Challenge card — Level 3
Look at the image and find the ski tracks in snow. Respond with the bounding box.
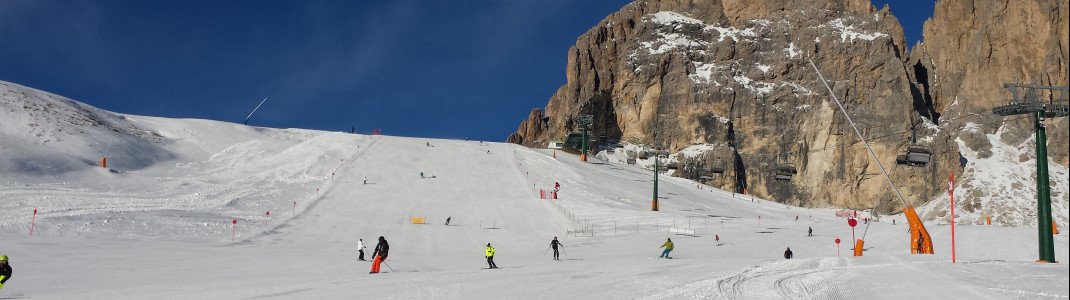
[641,257,864,299]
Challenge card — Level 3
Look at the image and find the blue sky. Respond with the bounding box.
[0,0,934,141]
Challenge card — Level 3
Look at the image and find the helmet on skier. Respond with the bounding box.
[0,255,7,262]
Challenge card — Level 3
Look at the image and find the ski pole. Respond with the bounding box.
[383,261,396,272]
[543,246,551,255]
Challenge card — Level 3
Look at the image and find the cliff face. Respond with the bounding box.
[911,0,1068,163]
[910,0,1069,225]
[509,0,1068,223]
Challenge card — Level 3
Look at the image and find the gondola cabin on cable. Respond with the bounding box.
[709,166,725,175]
[896,147,932,166]
[773,166,797,181]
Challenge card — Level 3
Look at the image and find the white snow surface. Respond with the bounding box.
[1,81,1068,299]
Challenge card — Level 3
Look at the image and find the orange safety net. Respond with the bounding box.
[904,205,934,254]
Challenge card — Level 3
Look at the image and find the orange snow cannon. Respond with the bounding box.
[905,205,933,254]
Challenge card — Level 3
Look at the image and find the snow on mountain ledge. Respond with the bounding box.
[824,18,888,42]
[918,124,1069,227]
[650,11,705,26]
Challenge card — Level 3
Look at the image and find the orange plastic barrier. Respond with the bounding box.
[100,157,107,168]
[410,216,425,224]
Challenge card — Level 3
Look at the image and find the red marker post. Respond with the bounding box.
[848,218,858,246]
[293,201,297,216]
[265,211,271,227]
[231,219,237,241]
[30,207,38,236]
[835,237,841,257]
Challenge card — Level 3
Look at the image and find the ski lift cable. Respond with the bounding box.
[809,59,907,240]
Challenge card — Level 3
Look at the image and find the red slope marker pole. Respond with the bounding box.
[30,207,38,236]
[265,211,271,227]
[848,218,858,246]
[232,219,237,241]
[293,201,297,216]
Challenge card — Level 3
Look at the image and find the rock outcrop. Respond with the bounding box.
[909,0,1069,226]
[507,0,1061,225]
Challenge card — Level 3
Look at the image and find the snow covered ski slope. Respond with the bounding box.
[1,81,1068,299]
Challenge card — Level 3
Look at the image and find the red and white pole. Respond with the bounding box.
[265,211,271,227]
[293,201,297,216]
[231,219,237,241]
[30,207,37,236]
[950,173,956,264]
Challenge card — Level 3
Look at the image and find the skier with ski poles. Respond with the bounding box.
[370,236,389,274]
[357,238,367,261]
[660,238,674,259]
[550,237,564,261]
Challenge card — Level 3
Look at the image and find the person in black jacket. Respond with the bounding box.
[550,237,564,260]
[784,247,793,259]
[0,255,11,290]
[370,236,389,274]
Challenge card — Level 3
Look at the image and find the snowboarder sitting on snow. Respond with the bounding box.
[485,243,498,269]
[551,237,564,260]
[0,255,11,290]
[784,247,793,259]
[660,238,674,258]
[370,236,389,274]
[357,238,367,261]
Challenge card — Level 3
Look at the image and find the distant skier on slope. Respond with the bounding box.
[485,243,498,269]
[550,237,564,261]
[784,247,793,259]
[0,255,11,290]
[357,238,367,261]
[808,227,813,237]
[660,238,674,258]
[370,236,389,274]
[445,217,451,226]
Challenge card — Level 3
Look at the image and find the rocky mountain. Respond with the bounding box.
[508,0,1068,226]
[910,0,1069,225]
